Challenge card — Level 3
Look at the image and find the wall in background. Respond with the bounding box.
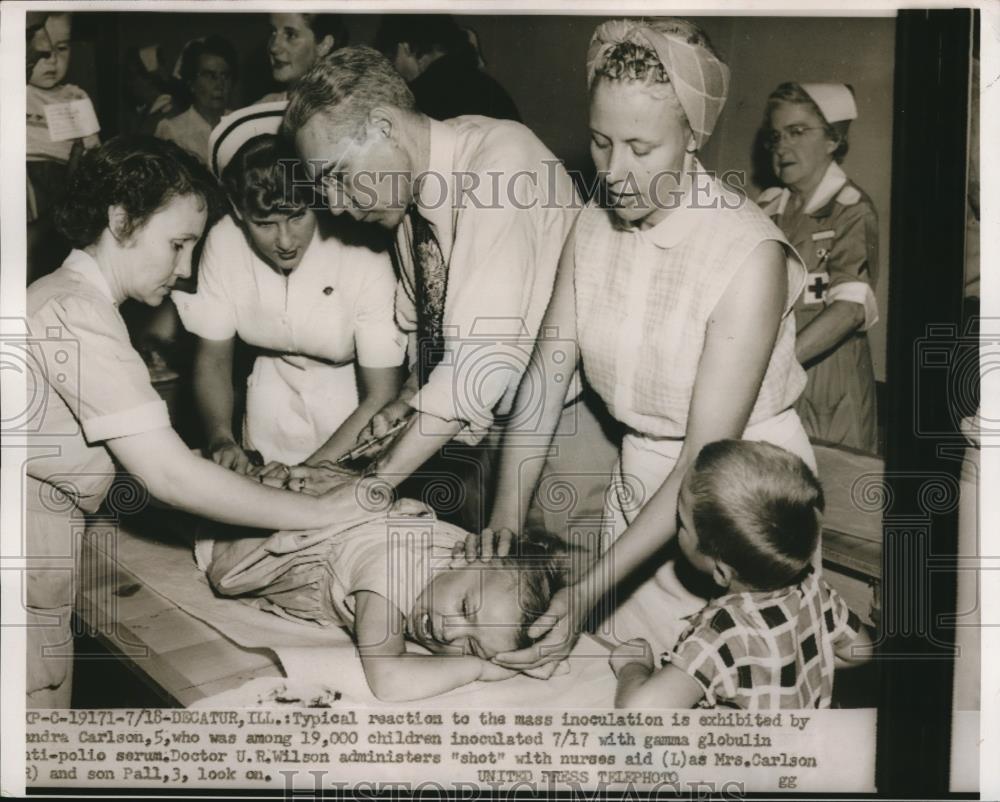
[450,15,895,381]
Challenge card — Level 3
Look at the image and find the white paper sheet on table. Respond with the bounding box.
[111,523,617,709]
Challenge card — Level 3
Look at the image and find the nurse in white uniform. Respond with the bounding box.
[173,103,406,476]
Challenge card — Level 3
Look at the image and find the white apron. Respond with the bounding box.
[244,354,359,466]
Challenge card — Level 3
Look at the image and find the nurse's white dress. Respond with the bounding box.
[173,216,406,465]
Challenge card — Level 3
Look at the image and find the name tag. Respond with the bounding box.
[803,271,830,305]
[811,229,835,241]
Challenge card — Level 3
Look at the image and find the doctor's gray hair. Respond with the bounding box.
[282,46,416,142]
[765,82,851,163]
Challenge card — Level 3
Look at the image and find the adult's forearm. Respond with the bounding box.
[306,393,398,466]
[574,462,687,611]
[488,353,574,532]
[143,446,328,530]
[193,351,238,447]
[796,301,865,366]
[370,412,463,487]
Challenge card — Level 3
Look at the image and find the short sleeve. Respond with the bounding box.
[353,253,407,369]
[825,202,879,330]
[172,221,239,340]
[665,608,739,706]
[823,583,864,654]
[33,294,169,443]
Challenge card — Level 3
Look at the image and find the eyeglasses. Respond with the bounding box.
[763,124,825,150]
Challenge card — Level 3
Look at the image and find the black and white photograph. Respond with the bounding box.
[0,1,995,798]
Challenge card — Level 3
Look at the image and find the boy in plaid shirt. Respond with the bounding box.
[611,440,872,709]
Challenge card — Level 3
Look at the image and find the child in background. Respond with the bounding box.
[611,440,871,710]
[27,13,100,281]
[202,500,563,701]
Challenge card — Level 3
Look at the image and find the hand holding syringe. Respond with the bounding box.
[261,417,410,494]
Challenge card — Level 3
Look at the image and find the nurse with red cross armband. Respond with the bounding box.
[758,82,880,453]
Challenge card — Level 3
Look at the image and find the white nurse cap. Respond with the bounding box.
[208,101,288,177]
[799,83,858,123]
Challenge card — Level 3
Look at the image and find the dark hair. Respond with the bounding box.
[374,14,474,64]
[765,82,851,163]
[178,34,239,87]
[55,135,224,247]
[221,134,312,217]
[300,13,349,50]
[497,534,567,650]
[688,440,824,591]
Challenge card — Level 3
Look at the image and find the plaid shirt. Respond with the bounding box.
[664,570,863,709]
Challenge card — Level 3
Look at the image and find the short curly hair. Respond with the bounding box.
[765,82,851,163]
[55,135,224,248]
[590,18,719,119]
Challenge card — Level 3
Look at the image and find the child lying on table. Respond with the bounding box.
[611,440,873,710]
[199,500,562,702]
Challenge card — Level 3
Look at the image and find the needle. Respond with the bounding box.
[335,418,409,465]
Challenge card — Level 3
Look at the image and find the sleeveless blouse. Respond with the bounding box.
[575,170,807,438]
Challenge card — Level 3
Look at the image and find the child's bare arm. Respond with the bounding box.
[353,591,498,702]
[610,640,704,709]
[834,623,874,668]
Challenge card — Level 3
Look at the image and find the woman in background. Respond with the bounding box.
[257,12,347,103]
[25,136,371,707]
[173,103,405,476]
[155,35,237,165]
[757,83,879,453]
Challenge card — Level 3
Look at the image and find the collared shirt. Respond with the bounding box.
[393,116,580,439]
[665,570,864,710]
[574,165,807,439]
[173,215,405,369]
[26,250,171,512]
[154,105,226,165]
[758,161,879,331]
